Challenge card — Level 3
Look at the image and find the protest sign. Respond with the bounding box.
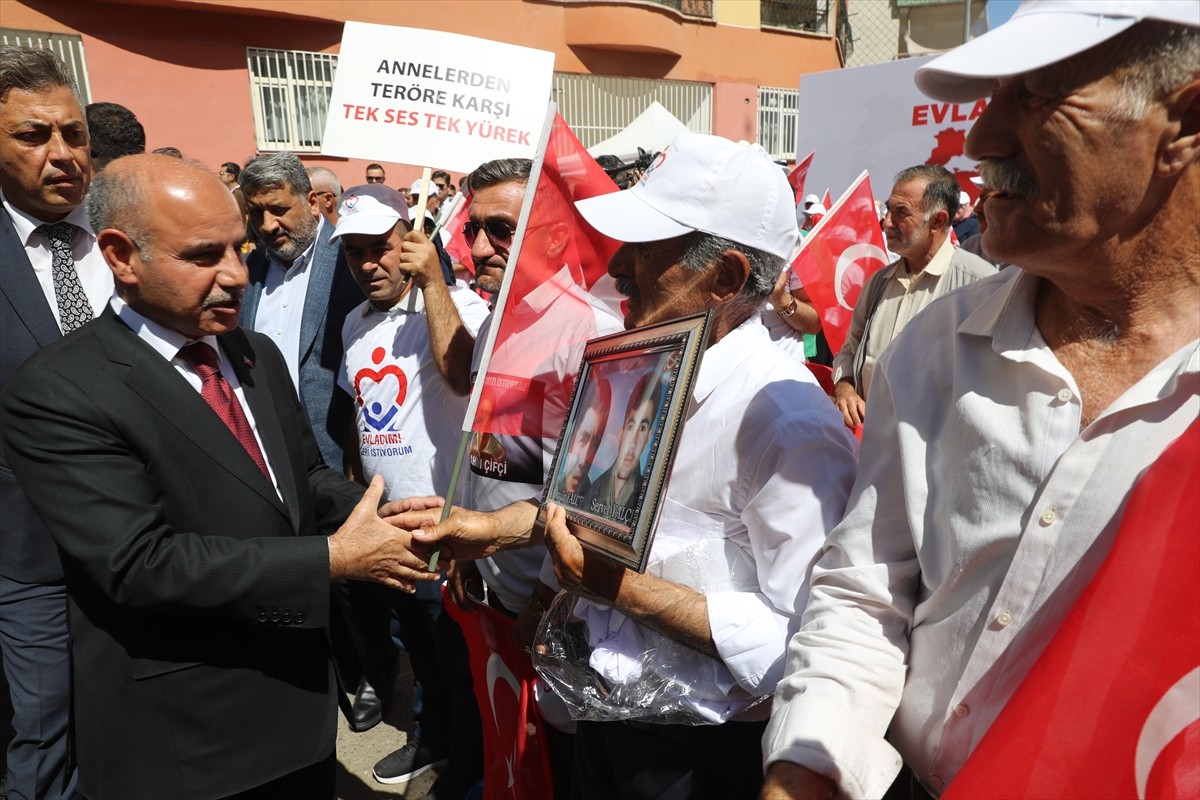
[797,55,988,203]
[322,22,554,173]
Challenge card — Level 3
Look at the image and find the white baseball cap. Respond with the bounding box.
[807,203,827,216]
[575,132,799,261]
[916,0,1200,102]
[330,184,409,241]
[803,193,820,207]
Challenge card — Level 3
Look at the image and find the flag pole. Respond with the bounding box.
[427,102,559,572]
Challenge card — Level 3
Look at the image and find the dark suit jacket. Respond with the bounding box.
[240,220,361,472]
[0,307,364,800]
[0,209,65,583]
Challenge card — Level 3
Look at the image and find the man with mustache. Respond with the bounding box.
[762,2,1199,798]
[0,154,439,800]
[419,133,858,798]
[0,44,111,800]
[832,164,994,430]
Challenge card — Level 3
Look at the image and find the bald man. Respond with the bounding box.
[0,154,438,800]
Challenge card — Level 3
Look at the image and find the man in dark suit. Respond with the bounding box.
[1,154,438,800]
[238,152,361,472]
[237,154,393,731]
[0,44,111,800]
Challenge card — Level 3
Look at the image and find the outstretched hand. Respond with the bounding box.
[328,476,441,591]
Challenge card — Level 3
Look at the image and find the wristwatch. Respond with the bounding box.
[777,297,798,317]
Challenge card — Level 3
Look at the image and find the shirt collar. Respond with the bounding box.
[900,234,955,280]
[1,188,96,246]
[691,312,765,403]
[110,295,220,364]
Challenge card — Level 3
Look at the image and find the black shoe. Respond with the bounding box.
[372,739,449,785]
[349,676,384,732]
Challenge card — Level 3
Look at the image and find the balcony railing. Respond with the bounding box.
[642,0,714,17]
[761,0,829,33]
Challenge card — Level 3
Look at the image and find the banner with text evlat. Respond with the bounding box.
[322,22,555,173]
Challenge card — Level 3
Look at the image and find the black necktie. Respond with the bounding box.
[37,221,93,334]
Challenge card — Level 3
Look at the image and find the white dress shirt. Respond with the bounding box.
[111,296,282,498]
[765,268,1200,797]
[2,191,112,329]
[551,314,859,723]
[253,218,322,388]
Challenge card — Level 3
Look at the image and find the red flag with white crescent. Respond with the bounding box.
[443,588,554,799]
[944,420,1200,800]
[788,151,815,204]
[790,170,889,355]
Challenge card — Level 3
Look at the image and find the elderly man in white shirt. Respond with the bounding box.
[762,2,1200,798]
[417,132,858,799]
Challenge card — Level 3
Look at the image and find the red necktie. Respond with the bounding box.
[177,342,271,480]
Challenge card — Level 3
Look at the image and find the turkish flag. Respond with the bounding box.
[788,151,815,205]
[442,191,474,277]
[790,170,889,355]
[443,588,554,799]
[944,421,1200,800]
[821,188,832,210]
[460,106,623,482]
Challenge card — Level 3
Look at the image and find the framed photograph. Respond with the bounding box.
[541,311,712,573]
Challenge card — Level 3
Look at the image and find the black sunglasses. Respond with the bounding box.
[462,219,517,248]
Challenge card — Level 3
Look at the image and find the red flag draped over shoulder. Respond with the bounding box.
[790,171,889,354]
[945,421,1200,800]
[464,110,624,490]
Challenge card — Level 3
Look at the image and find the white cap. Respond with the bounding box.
[916,0,1200,102]
[575,132,799,261]
[807,203,827,216]
[803,193,820,207]
[331,184,409,241]
[410,178,431,196]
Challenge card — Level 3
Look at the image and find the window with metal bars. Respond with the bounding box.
[0,29,91,103]
[246,47,337,152]
[757,86,799,162]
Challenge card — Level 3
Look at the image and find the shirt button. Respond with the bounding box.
[1040,509,1058,526]
[1057,388,1074,402]
[930,775,944,790]
[996,610,1013,627]
[953,704,969,717]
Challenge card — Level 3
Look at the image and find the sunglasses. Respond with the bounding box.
[462,219,517,249]
[434,182,447,191]
[365,176,385,183]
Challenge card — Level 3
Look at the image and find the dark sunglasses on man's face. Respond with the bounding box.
[366,176,385,183]
[463,219,517,249]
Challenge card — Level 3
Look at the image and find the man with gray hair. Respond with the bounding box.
[419,132,858,798]
[0,44,110,800]
[832,163,994,430]
[239,152,360,472]
[763,2,1199,798]
[307,165,342,227]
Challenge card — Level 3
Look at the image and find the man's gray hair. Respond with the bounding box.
[241,151,312,198]
[1106,20,1200,120]
[466,158,531,194]
[0,45,83,105]
[87,158,157,259]
[893,164,960,220]
[679,231,784,319]
[307,166,342,198]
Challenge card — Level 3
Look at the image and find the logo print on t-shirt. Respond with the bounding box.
[354,347,408,431]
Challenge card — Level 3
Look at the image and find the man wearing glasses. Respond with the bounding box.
[307,166,342,228]
[365,163,386,184]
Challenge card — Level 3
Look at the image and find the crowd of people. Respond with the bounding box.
[0,1,1197,799]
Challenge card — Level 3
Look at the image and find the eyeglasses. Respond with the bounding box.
[365,176,385,184]
[434,182,447,191]
[462,219,517,249]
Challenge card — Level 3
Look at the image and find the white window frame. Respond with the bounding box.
[1,29,91,104]
[246,47,337,153]
[757,86,799,162]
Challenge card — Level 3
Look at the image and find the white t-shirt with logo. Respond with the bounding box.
[339,285,490,501]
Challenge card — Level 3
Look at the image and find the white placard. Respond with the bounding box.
[797,55,990,202]
[322,22,555,173]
